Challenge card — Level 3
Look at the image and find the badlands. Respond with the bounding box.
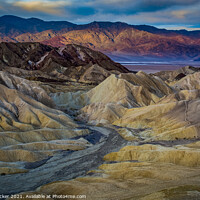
[0,43,200,200]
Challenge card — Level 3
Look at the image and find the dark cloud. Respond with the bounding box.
[0,0,199,29]
[87,0,200,15]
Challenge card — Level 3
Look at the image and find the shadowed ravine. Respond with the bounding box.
[0,126,128,195]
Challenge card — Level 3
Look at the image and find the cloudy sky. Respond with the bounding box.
[0,0,200,30]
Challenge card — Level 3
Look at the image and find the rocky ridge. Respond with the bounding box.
[0,42,129,84]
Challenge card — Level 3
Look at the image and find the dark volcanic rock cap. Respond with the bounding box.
[0,42,129,84]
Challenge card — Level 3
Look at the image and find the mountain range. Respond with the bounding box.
[1,15,200,60]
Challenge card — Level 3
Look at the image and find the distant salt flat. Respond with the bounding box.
[120,61,200,73]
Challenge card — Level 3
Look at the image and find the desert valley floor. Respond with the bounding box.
[0,42,200,200]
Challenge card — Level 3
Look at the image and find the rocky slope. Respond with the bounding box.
[0,42,128,84]
[0,71,54,107]
[0,73,93,175]
[78,72,173,124]
[1,16,200,59]
[154,65,200,84]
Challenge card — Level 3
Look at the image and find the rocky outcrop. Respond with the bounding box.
[173,71,200,90]
[158,89,200,104]
[75,72,173,124]
[154,66,200,83]
[0,42,129,84]
[0,71,54,107]
[0,84,77,131]
[0,42,53,69]
[85,72,172,107]
[104,144,200,167]
[113,100,200,140]
[79,64,112,84]
[78,103,127,124]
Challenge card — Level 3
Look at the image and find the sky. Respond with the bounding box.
[0,0,200,30]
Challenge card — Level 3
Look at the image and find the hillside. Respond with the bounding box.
[0,42,128,84]
[42,28,200,59]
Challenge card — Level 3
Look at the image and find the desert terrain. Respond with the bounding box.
[0,42,199,200]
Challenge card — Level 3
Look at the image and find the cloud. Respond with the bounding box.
[13,0,71,15]
[87,0,200,15]
[171,10,189,19]
[0,0,199,30]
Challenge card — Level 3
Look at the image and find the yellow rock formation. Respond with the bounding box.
[113,100,200,140]
[104,144,200,167]
[86,72,172,108]
[173,72,200,90]
[0,84,77,131]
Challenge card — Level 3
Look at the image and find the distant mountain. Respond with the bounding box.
[0,15,77,37]
[132,25,200,38]
[1,15,200,60]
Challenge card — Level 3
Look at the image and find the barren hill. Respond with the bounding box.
[0,42,129,84]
